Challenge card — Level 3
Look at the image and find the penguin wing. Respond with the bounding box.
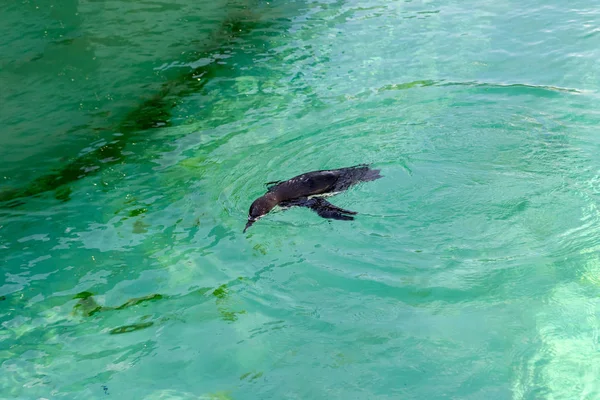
[280,197,356,221]
[310,198,356,221]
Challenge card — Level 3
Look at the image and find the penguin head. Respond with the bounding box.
[244,193,278,232]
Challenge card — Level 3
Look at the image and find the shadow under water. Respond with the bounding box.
[72,277,248,334]
[0,8,286,207]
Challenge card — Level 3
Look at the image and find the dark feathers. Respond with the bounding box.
[245,164,382,232]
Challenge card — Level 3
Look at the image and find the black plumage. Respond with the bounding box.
[244,164,382,232]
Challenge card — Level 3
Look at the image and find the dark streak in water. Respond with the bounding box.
[0,13,270,206]
[114,294,163,310]
[73,291,166,317]
[374,80,587,96]
[109,322,154,335]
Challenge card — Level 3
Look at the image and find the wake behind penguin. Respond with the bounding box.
[244,164,382,232]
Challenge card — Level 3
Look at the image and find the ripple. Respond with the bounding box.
[3,0,600,398]
[371,79,591,96]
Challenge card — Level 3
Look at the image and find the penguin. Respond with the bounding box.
[244,164,382,232]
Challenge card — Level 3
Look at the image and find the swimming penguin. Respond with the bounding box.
[244,164,382,232]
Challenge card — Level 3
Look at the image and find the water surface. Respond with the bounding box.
[2,0,600,398]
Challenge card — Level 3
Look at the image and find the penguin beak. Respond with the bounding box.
[243,218,255,233]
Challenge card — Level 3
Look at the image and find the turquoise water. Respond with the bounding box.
[2,0,600,398]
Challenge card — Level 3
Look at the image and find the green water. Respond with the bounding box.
[2,0,600,398]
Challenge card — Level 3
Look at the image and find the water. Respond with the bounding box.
[2,0,600,398]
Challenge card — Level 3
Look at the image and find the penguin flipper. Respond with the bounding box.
[312,204,355,221]
[281,197,356,221]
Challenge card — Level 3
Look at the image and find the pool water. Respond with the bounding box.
[2,0,600,398]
